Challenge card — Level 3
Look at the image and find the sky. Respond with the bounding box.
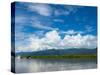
[13,2,97,52]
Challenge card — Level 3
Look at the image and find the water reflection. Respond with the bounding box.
[15,59,97,73]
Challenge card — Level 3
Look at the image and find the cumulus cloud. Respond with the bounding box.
[61,34,97,49]
[16,30,97,52]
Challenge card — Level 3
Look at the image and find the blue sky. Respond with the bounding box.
[14,2,97,52]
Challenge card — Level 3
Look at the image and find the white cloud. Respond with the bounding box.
[61,34,97,49]
[54,9,71,16]
[31,20,58,30]
[60,30,84,35]
[54,6,78,16]
[16,30,97,52]
[29,30,61,51]
[28,4,52,16]
[45,30,61,42]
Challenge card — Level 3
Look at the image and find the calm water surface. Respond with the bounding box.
[15,58,97,73]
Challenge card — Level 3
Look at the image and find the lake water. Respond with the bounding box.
[15,58,97,73]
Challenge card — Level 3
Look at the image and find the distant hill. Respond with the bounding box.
[15,48,97,56]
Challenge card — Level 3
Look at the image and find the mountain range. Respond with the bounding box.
[15,48,97,56]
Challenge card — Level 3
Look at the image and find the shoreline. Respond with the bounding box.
[18,54,97,59]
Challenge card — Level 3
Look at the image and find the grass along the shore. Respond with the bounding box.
[20,54,97,59]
